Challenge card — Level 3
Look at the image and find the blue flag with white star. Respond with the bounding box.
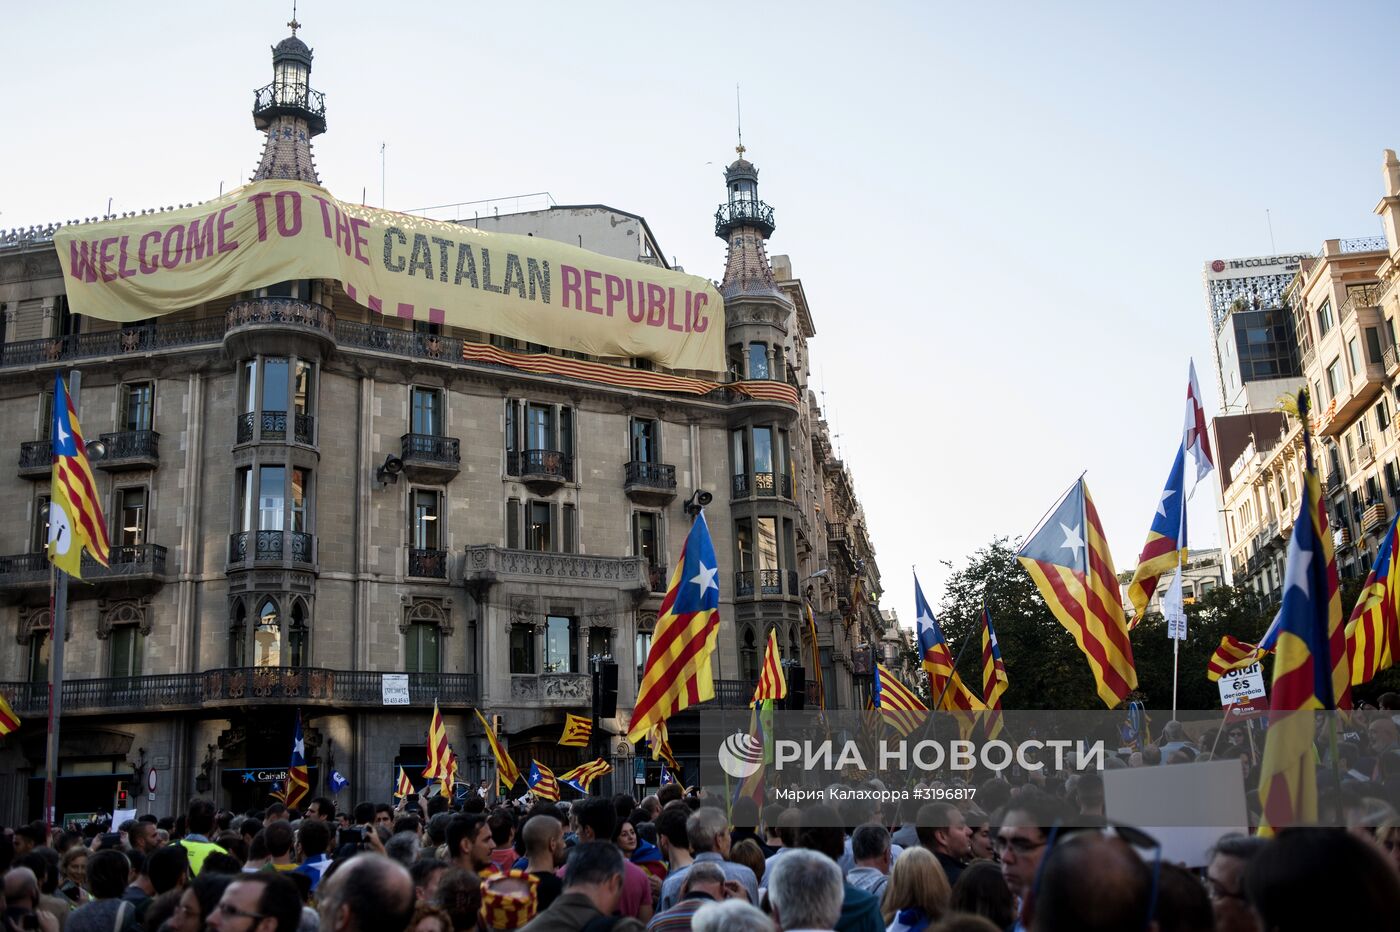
[329,770,348,794]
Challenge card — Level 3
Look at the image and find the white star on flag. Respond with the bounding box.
[55,417,69,446]
[294,736,305,757]
[1156,488,1175,518]
[1059,522,1085,560]
[690,562,719,595]
[1285,546,1312,598]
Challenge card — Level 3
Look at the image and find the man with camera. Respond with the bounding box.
[3,867,60,932]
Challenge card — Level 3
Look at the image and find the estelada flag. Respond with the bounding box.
[423,701,450,779]
[627,511,721,741]
[559,759,612,794]
[394,766,414,800]
[559,713,593,748]
[1017,478,1137,707]
[47,373,109,579]
[1127,443,1188,623]
[981,606,1009,740]
[1345,512,1400,686]
[914,573,981,711]
[527,760,560,802]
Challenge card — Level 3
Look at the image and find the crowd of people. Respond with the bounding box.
[2,763,1399,932]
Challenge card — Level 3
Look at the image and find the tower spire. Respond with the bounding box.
[736,83,745,159]
[714,126,781,301]
[250,18,326,182]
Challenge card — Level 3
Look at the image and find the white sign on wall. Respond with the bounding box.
[382,674,411,705]
[1217,662,1267,706]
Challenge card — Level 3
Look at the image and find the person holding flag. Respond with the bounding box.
[1017,477,1137,707]
[1258,389,1351,834]
[628,511,721,742]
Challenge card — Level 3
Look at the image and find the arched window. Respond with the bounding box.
[406,621,440,673]
[289,601,309,667]
[740,627,759,683]
[229,600,247,667]
[255,598,280,667]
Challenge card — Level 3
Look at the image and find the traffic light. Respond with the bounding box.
[115,781,130,810]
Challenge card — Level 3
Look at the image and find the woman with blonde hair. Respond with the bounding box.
[881,846,951,932]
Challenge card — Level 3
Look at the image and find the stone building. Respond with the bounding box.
[0,27,884,821]
[1215,154,1400,597]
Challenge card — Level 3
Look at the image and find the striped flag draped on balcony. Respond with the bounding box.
[48,373,109,579]
[752,629,787,704]
[627,511,721,742]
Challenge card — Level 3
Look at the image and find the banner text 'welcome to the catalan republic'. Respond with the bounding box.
[53,180,725,372]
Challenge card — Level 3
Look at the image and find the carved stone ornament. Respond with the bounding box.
[97,598,153,640]
[510,597,537,628]
[16,606,64,645]
[400,595,455,636]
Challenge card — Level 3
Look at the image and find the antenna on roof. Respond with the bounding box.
[288,0,301,36]
[735,83,745,158]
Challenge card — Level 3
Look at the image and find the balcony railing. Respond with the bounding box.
[253,80,328,124]
[336,322,464,361]
[409,548,448,579]
[731,473,749,498]
[228,531,315,566]
[226,298,335,338]
[714,200,776,237]
[713,679,814,709]
[0,546,166,589]
[736,571,754,597]
[1364,502,1389,532]
[759,569,783,595]
[403,433,461,465]
[624,461,676,490]
[513,449,572,482]
[0,318,226,369]
[94,430,159,469]
[0,668,479,716]
[18,440,50,476]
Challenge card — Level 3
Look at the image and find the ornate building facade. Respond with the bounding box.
[0,28,886,820]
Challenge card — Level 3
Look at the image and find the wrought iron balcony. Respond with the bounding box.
[0,318,226,370]
[401,433,461,483]
[18,440,50,479]
[736,570,754,597]
[337,322,463,361]
[409,548,448,579]
[512,449,572,489]
[0,668,478,717]
[225,298,336,360]
[713,679,814,709]
[743,471,793,500]
[731,473,749,498]
[624,461,677,505]
[0,545,167,603]
[759,569,784,595]
[714,200,776,238]
[228,531,315,568]
[253,80,328,134]
[93,430,159,472]
[236,411,313,445]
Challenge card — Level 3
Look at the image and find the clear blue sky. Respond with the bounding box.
[6,1,1400,634]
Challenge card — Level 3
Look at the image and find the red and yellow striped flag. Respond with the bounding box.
[1017,479,1137,707]
[0,693,20,737]
[804,603,826,712]
[1345,514,1400,686]
[423,701,450,779]
[1259,414,1349,835]
[627,513,721,742]
[981,607,1009,740]
[648,722,679,772]
[394,766,414,800]
[752,629,788,703]
[474,708,521,793]
[873,662,927,737]
[1207,634,1265,682]
[559,759,612,793]
[47,374,110,579]
[528,760,560,801]
[559,713,593,748]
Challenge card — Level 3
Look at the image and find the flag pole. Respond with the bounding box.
[43,370,79,836]
[932,599,979,712]
[1171,638,1179,719]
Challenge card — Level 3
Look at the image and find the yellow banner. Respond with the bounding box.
[52,180,725,372]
